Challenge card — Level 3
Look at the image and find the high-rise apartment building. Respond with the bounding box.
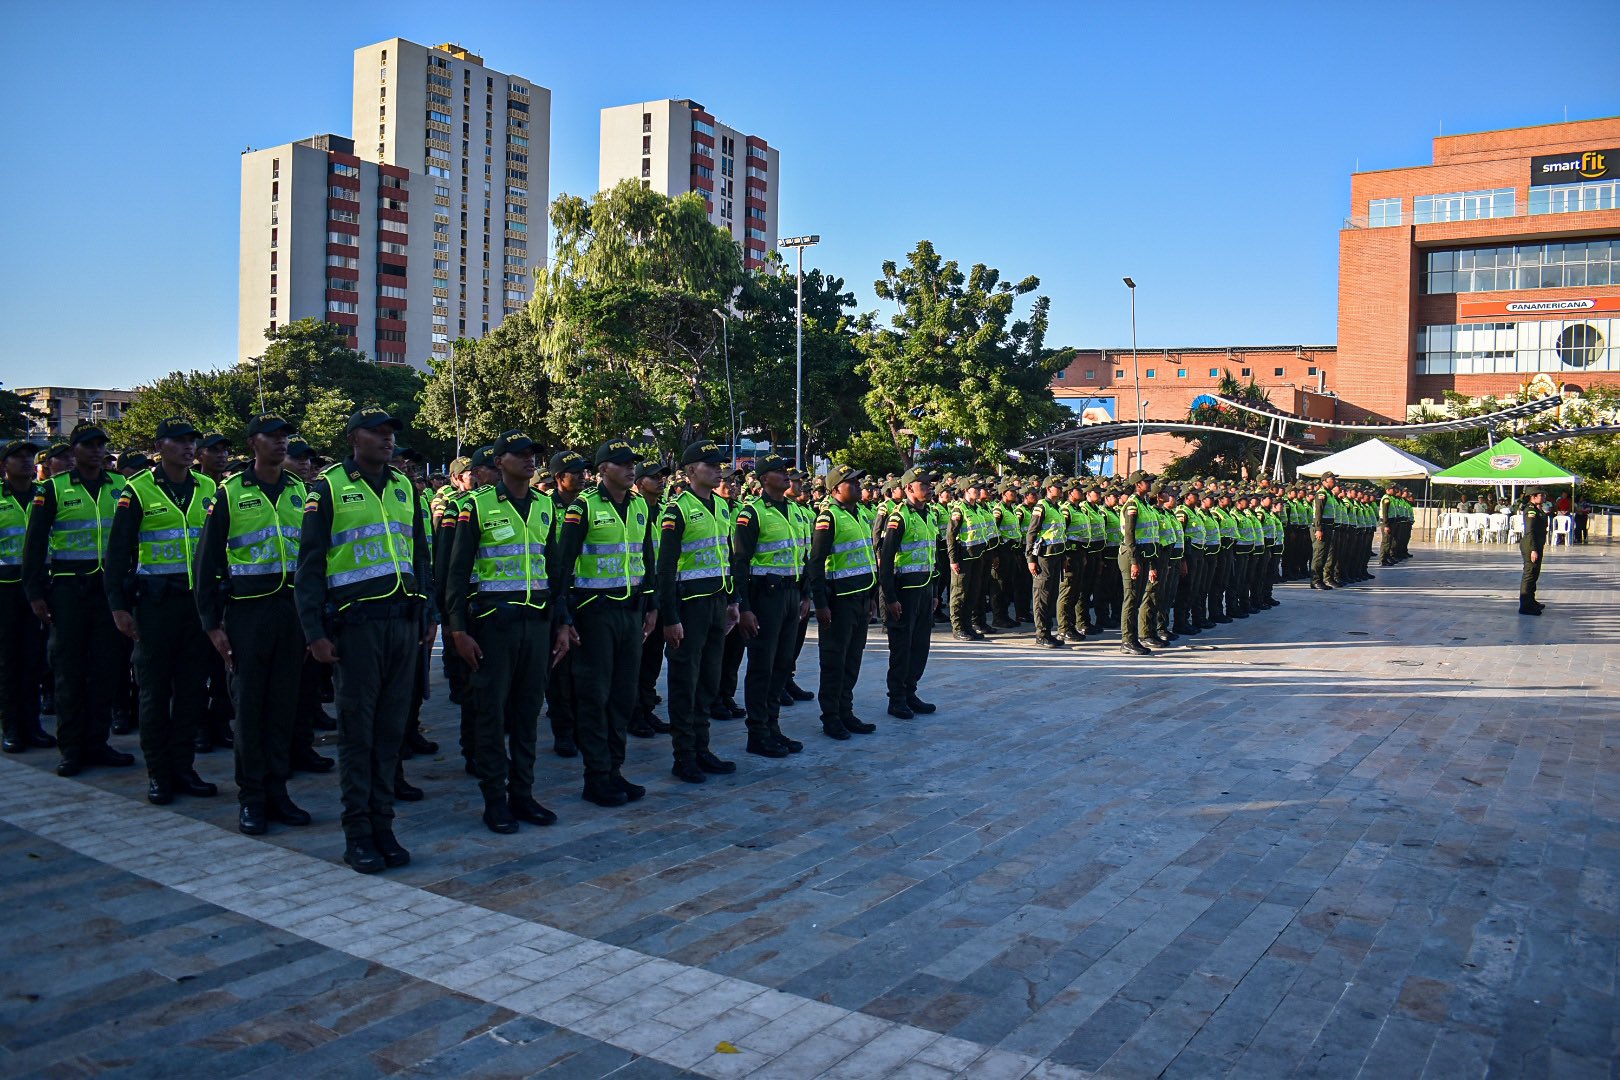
[238,135,433,367]
[353,39,551,361]
[600,99,778,269]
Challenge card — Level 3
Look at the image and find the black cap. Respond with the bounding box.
[393,446,425,464]
[593,439,641,466]
[755,453,791,476]
[119,451,151,472]
[492,430,536,457]
[1,438,41,461]
[680,439,727,466]
[1126,470,1150,487]
[46,442,70,459]
[286,438,313,459]
[246,413,293,437]
[468,445,497,470]
[70,422,110,446]
[825,463,866,490]
[900,466,934,487]
[549,449,587,474]
[154,416,200,440]
[198,431,230,449]
[345,406,403,434]
[635,460,671,480]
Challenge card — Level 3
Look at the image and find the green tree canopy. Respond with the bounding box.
[857,241,1069,469]
[0,384,47,439]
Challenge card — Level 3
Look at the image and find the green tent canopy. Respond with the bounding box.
[1431,437,1579,487]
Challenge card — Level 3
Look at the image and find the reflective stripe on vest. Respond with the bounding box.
[572,488,648,599]
[670,489,732,598]
[471,485,553,608]
[1036,500,1067,554]
[824,502,876,593]
[46,472,126,573]
[747,498,800,578]
[221,472,305,597]
[0,487,27,580]
[323,467,417,600]
[126,469,215,587]
[892,503,937,584]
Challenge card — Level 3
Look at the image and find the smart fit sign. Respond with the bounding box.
[1530,148,1616,185]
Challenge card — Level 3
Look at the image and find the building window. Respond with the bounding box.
[1146,369,1156,379]
[1529,178,1620,216]
[1423,239,1618,294]
[1115,369,1124,379]
[1366,197,1402,228]
[1209,367,1218,377]
[1084,370,1096,381]
[1240,367,1251,376]
[1177,368,1187,378]
[1412,188,1514,224]
[1274,367,1285,377]
[1415,319,1620,374]
[1308,366,1318,376]
[1056,370,1065,380]
[642,112,652,132]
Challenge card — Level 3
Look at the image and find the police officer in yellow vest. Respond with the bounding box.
[732,454,810,756]
[551,439,658,808]
[295,407,437,874]
[445,430,565,833]
[1023,475,1069,649]
[655,440,741,782]
[103,416,219,806]
[193,412,315,834]
[1118,470,1158,656]
[0,438,54,755]
[879,466,941,717]
[21,422,136,777]
[805,462,879,741]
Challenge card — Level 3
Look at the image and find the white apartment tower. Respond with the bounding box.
[599,99,779,270]
[238,135,434,367]
[353,39,552,360]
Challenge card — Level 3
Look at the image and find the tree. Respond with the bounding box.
[417,325,557,453]
[1163,370,1301,480]
[857,241,1069,469]
[0,384,47,438]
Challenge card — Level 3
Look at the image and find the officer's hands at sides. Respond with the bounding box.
[451,630,483,672]
[1149,568,1159,583]
[950,562,962,575]
[422,621,438,648]
[1028,560,1038,575]
[30,599,51,626]
[552,623,579,665]
[641,610,657,642]
[886,600,902,622]
[1530,550,1539,563]
[738,610,760,639]
[112,609,139,642]
[664,621,685,649]
[724,602,740,635]
[798,598,811,622]
[815,606,832,627]
[1315,529,1324,542]
[308,637,340,664]
[208,629,234,672]
[1130,563,1140,581]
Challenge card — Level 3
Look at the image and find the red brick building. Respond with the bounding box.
[1049,117,1620,470]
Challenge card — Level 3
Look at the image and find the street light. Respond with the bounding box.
[712,308,737,471]
[779,234,820,467]
[1123,277,1142,466]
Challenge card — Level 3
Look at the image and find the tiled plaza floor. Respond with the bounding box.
[1,542,1615,1078]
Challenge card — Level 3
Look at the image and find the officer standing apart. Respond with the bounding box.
[654,440,740,782]
[551,440,657,807]
[1518,487,1548,616]
[194,413,315,834]
[21,423,135,776]
[805,463,879,741]
[1118,470,1157,656]
[104,417,220,806]
[0,438,55,755]
[732,455,809,757]
[295,408,437,874]
[444,430,564,833]
[879,467,940,718]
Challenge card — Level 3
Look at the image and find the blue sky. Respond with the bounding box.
[5,0,1618,390]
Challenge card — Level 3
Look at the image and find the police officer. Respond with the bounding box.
[286,438,339,756]
[805,463,879,740]
[295,407,437,874]
[21,422,135,776]
[545,449,590,758]
[1024,475,1069,648]
[632,459,674,739]
[0,438,54,754]
[194,412,314,833]
[552,439,657,807]
[1518,487,1548,615]
[732,455,809,756]
[711,466,748,722]
[445,430,564,832]
[1117,471,1156,656]
[655,441,739,781]
[104,417,219,805]
[880,467,940,715]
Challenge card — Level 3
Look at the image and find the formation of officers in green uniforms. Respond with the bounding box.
[0,409,1419,876]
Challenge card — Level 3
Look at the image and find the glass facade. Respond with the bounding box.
[1412,188,1515,224]
[1422,239,1619,294]
[1417,318,1615,374]
[1529,178,1620,216]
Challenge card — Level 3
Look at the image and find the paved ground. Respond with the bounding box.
[1,542,1616,1079]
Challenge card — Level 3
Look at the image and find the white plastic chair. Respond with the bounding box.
[1507,513,1525,545]
[1463,513,1490,543]
[1487,512,1508,543]
[1551,514,1573,547]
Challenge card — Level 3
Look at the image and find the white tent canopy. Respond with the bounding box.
[1295,438,1439,481]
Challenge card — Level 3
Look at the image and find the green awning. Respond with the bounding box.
[1431,437,1578,486]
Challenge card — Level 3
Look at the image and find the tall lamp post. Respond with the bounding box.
[712,308,737,471]
[778,234,820,467]
[1123,277,1142,465]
